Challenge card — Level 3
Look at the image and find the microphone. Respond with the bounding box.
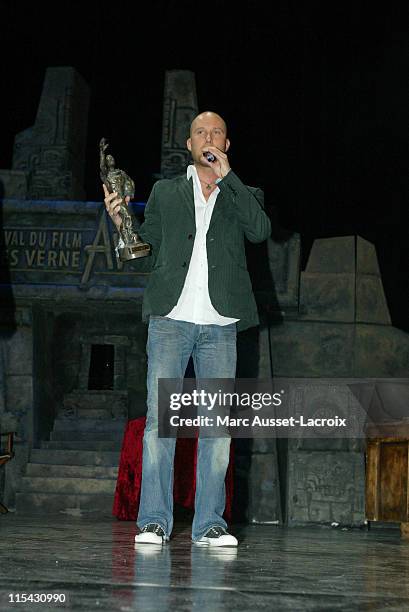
[203,151,216,163]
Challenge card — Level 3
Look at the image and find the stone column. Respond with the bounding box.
[160,70,198,179]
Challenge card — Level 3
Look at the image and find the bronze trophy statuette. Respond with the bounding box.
[99,137,151,261]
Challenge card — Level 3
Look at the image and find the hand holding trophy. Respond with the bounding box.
[100,138,150,261]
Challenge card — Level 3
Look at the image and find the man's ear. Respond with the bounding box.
[224,138,231,153]
[187,137,192,152]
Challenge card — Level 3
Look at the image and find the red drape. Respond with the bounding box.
[112,416,234,521]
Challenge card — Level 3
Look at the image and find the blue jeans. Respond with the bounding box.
[137,316,237,541]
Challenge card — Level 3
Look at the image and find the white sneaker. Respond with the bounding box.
[135,523,169,544]
[194,526,238,547]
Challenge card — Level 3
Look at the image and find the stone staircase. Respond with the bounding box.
[16,417,126,516]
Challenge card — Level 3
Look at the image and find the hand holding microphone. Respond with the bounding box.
[203,151,216,163]
[202,146,231,179]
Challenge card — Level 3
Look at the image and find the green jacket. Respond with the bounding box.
[127,170,271,332]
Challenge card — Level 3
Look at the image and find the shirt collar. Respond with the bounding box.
[186,164,196,180]
[186,164,220,205]
[187,164,204,193]
[186,164,220,190]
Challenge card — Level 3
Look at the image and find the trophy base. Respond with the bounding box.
[119,243,151,261]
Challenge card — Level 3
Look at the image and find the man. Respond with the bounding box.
[104,111,271,547]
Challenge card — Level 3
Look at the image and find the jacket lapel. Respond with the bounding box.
[179,176,195,220]
[208,188,228,233]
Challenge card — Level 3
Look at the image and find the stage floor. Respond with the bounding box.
[1,513,409,611]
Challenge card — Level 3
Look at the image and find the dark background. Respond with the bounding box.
[1,0,407,330]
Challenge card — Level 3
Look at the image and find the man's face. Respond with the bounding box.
[187,113,230,165]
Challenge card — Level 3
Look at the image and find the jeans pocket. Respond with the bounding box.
[148,316,175,335]
[219,324,237,345]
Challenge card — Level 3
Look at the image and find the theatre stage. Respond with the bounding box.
[1,513,409,611]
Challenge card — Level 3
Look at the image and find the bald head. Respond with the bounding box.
[187,111,230,167]
[190,111,227,137]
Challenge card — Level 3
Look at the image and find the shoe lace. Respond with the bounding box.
[143,523,164,535]
[208,526,226,536]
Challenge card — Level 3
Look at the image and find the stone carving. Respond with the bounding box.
[160,70,198,179]
[299,236,391,324]
[266,233,301,310]
[0,67,89,199]
[0,171,27,199]
[287,450,365,525]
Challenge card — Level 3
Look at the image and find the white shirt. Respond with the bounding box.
[164,165,239,326]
